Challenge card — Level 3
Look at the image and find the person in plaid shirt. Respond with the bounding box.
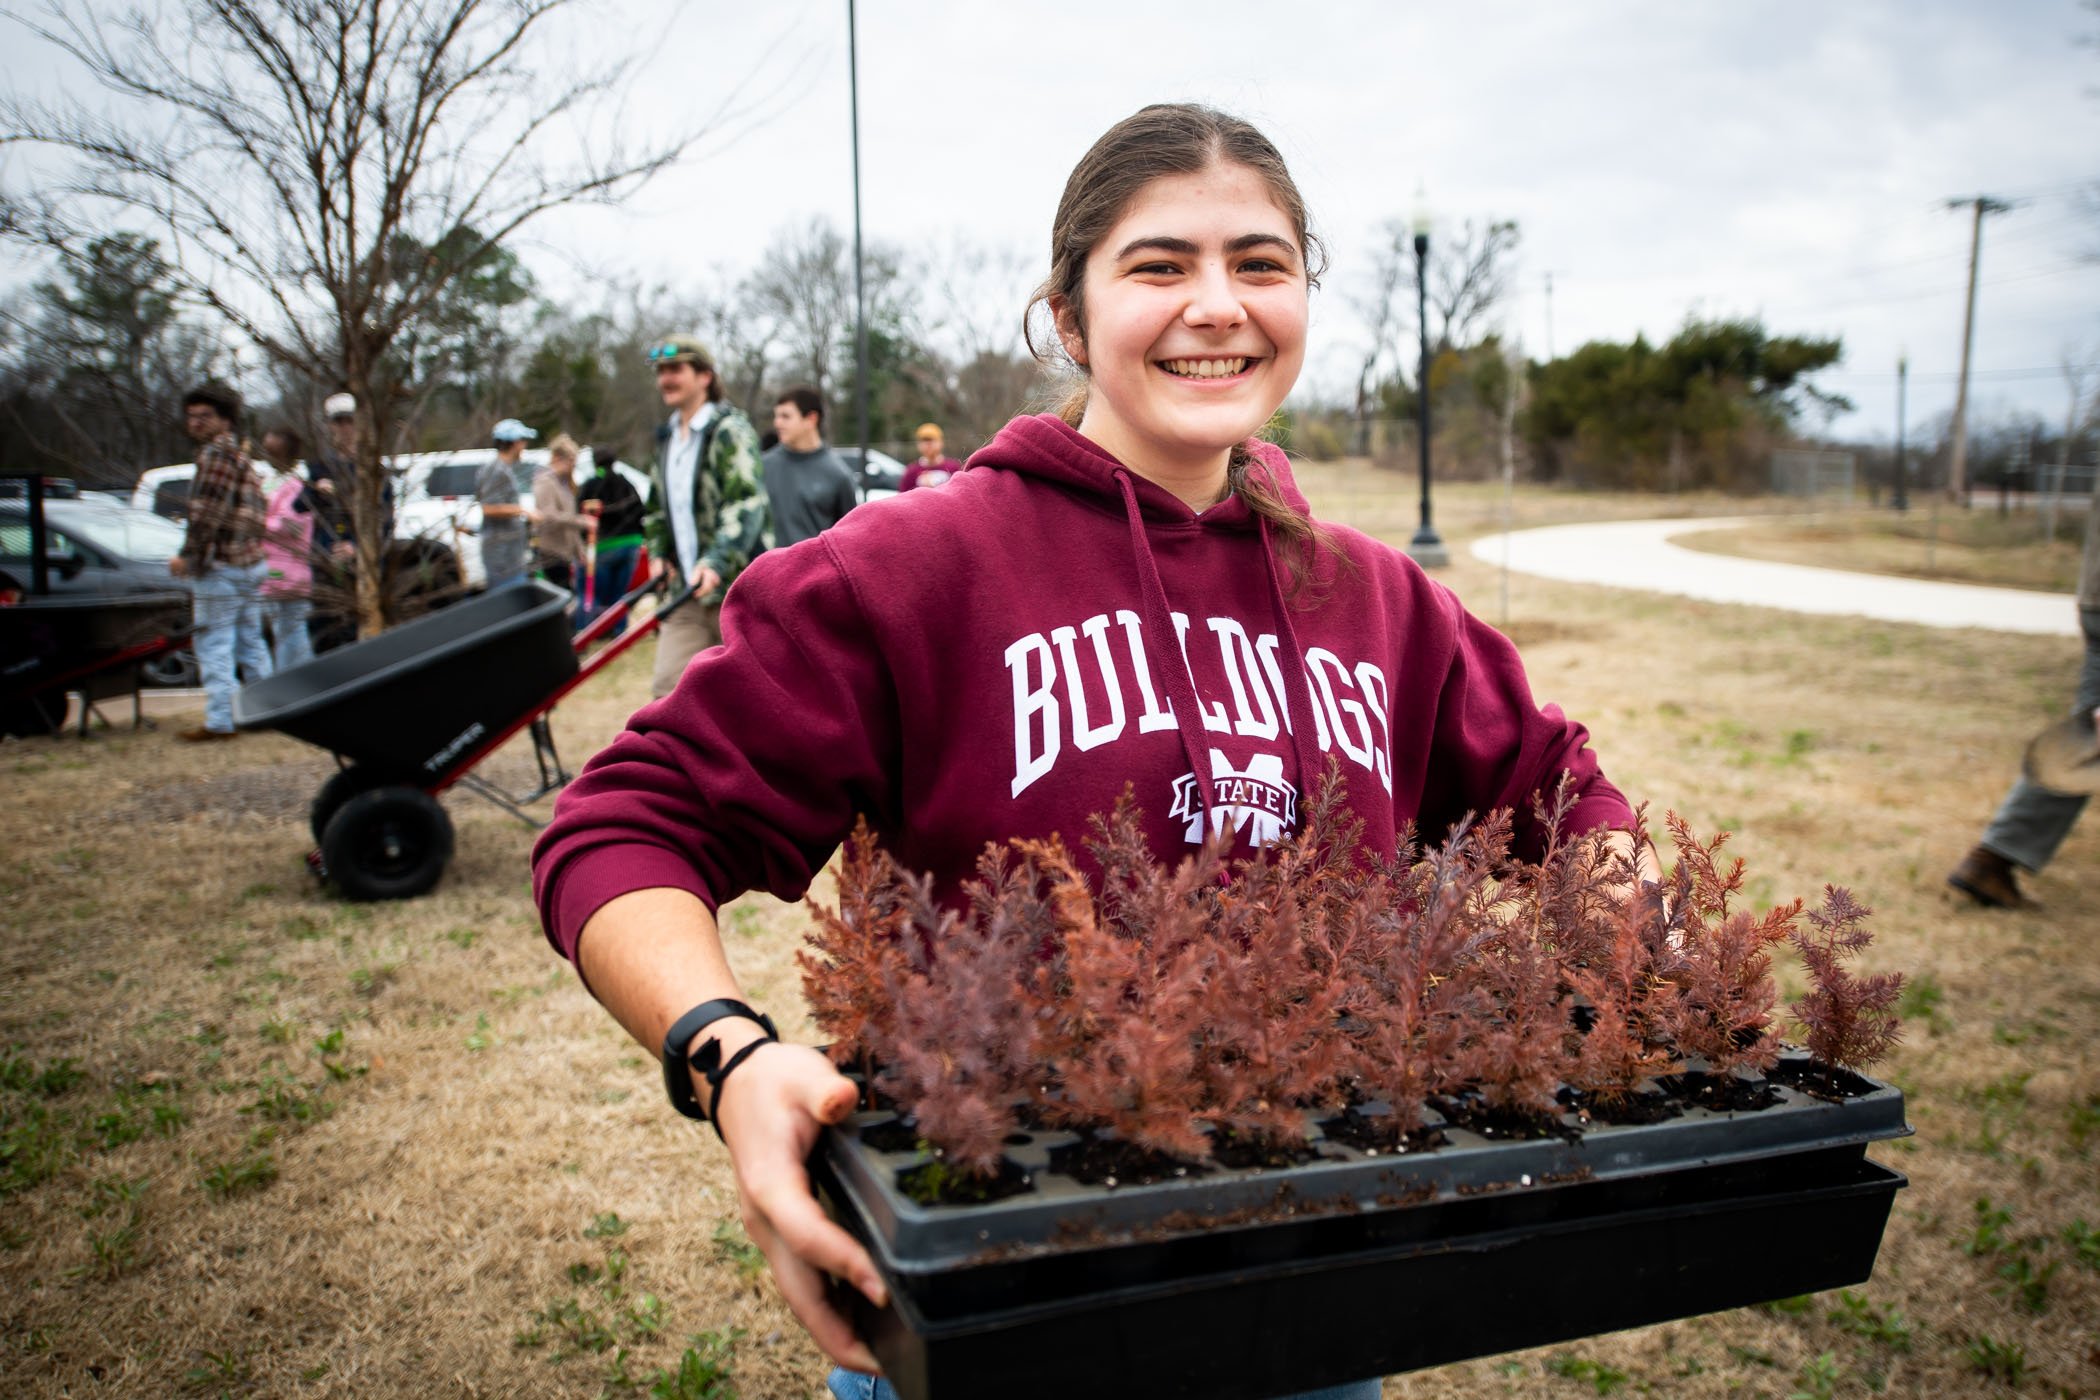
[171,384,273,741]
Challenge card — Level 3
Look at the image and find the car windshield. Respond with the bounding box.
[423,463,481,498]
[42,501,187,561]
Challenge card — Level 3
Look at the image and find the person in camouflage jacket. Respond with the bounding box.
[641,334,772,697]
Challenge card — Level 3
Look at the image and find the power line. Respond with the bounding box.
[1774,259,2100,316]
[1825,362,2100,382]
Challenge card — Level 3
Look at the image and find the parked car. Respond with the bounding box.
[0,495,198,686]
[132,463,196,521]
[835,446,908,502]
[0,476,82,500]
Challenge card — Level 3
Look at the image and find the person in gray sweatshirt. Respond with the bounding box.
[762,387,860,547]
[1948,488,2100,908]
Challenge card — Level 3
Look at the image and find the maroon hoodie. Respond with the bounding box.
[533,414,1630,963]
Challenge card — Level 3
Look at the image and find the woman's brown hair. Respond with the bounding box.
[1025,104,1340,594]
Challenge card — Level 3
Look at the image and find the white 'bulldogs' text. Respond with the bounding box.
[1002,610,1392,800]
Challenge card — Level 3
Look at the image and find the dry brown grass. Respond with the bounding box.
[1673,504,2089,594]
[1,461,2095,1399]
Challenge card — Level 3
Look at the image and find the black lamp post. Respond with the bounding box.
[1406,191,1448,567]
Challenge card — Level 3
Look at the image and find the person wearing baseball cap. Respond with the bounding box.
[479,418,542,588]
[302,392,392,651]
[901,422,962,491]
[640,335,769,696]
[306,393,361,556]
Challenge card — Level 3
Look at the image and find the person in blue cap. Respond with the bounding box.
[481,418,542,588]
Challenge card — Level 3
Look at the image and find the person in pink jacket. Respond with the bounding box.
[534,105,1654,1398]
[259,428,317,670]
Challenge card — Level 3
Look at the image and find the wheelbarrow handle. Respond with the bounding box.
[570,573,707,652]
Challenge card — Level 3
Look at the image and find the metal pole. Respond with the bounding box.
[1543,271,1555,362]
[1892,351,1908,511]
[1407,230,1448,567]
[1946,195,2011,504]
[848,0,871,484]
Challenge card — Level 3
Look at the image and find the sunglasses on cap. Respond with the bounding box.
[649,343,692,362]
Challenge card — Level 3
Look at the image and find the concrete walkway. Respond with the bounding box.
[1468,517,2080,637]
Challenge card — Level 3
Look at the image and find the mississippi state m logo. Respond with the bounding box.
[1170,749,1298,846]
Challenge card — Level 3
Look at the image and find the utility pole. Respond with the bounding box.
[1542,270,1556,362]
[1945,195,2013,504]
[1892,349,1908,511]
[848,0,870,485]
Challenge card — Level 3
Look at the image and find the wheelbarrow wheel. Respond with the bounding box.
[321,786,454,902]
[310,766,387,845]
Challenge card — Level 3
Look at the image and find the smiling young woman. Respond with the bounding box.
[532,104,1648,1400]
[1056,161,1310,502]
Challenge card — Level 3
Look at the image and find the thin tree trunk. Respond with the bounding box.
[345,339,388,638]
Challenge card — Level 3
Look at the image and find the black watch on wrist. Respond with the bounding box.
[661,998,778,1124]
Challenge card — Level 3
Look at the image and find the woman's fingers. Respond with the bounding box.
[748,1171,886,1307]
[750,1213,883,1373]
[712,1042,888,1368]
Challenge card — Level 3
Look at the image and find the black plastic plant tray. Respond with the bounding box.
[820,1052,1907,1270]
[817,1156,1906,1400]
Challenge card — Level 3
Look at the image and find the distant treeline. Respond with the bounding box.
[5,236,2084,497]
[0,224,1050,487]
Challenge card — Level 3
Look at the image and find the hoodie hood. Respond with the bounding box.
[967,412,1310,528]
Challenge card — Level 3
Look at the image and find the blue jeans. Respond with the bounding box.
[191,562,273,732]
[580,543,640,636]
[263,595,314,671]
[1981,606,2100,870]
[825,1371,1380,1400]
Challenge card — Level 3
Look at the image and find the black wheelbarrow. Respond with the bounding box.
[233,575,695,900]
[1,591,194,738]
[2,472,195,738]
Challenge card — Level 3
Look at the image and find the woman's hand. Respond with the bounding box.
[711,1036,886,1374]
[574,888,884,1374]
[1599,829,1665,908]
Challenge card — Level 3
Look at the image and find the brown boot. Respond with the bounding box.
[177,726,238,743]
[1947,846,2030,910]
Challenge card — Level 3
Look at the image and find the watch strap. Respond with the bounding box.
[660,998,777,1121]
[693,1034,775,1142]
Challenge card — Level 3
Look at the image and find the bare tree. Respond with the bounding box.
[1425,218,1522,352]
[0,232,233,485]
[2044,345,2095,540]
[1346,215,1520,457]
[0,0,760,632]
[910,234,1043,448]
[743,217,903,406]
[1346,220,1410,456]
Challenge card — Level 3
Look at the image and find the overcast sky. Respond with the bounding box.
[9,1,2099,446]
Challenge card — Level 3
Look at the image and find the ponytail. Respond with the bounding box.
[1229,445,1348,604]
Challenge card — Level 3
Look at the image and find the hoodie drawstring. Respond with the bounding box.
[1111,468,1324,843]
[1114,470,1220,832]
[1256,513,1328,813]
